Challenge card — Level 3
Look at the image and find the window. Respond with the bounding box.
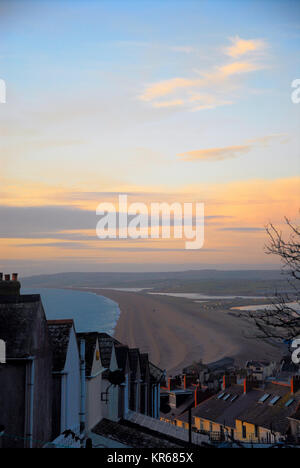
[255,425,259,438]
[269,396,281,406]
[231,395,239,402]
[285,398,295,407]
[223,393,231,401]
[209,422,213,433]
[200,419,204,431]
[217,392,225,399]
[242,425,247,439]
[259,393,270,403]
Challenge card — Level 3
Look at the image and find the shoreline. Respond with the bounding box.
[75,287,283,375]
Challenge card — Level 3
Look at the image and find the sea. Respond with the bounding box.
[21,288,120,335]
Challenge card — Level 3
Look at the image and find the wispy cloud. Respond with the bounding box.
[178,134,288,162]
[225,36,267,58]
[178,144,251,162]
[138,37,268,111]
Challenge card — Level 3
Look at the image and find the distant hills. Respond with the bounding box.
[22,269,290,296]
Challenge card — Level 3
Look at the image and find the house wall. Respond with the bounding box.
[0,301,53,448]
[51,375,62,440]
[108,384,120,421]
[0,363,26,448]
[86,375,102,430]
[194,417,220,433]
[235,420,281,443]
[235,420,259,442]
[194,416,282,444]
[124,373,129,417]
[107,346,121,422]
[257,426,281,444]
[194,417,235,441]
[86,341,103,430]
[61,327,80,434]
[101,378,110,420]
[32,306,53,447]
[176,419,189,430]
[289,419,300,443]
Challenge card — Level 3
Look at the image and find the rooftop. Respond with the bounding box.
[93,417,189,448]
[98,333,121,372]
[115,345,129,373]
[193,381,300,433]
[128,348,140,380]
[48,320,74,372]
[0,296,45,358]
[77,332,100,376]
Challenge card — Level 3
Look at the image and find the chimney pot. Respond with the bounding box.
[12,273,18,282]
[4,274,10,281]
[0,273,3,281]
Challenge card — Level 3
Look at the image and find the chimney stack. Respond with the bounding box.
[0,273,21,298]
[223,374,237,390]
[183,374,198,389]
[194,384,202,407]
[291,376,300,395]
[168,377,177,391]
[244,377,257,394]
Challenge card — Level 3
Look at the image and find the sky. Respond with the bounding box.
[0,0,300,275]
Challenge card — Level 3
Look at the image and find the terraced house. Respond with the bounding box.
[193,376,300,444]
[0,275,164,448]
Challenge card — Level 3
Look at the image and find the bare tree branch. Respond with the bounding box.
[248,217,300,341]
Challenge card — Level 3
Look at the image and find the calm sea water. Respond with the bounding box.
[22,288,120,335]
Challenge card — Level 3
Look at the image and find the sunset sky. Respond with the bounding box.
[0,0,300,275]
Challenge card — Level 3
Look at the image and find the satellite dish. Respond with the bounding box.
[107,369,125,386]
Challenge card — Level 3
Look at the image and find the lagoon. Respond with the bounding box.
[22,287,120,335]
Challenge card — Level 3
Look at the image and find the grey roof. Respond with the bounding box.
[149,361,165,384]
[128,348,140,381]
[115,345,129,372]
[237,384,300,433]
[48,320,74,372]
[162,394,194,421]
[93,418,183,448]
[97,333,164,384]
[140,353,150,380]
[193,385,256,429]
[98,333,120,369]
[0,295,45,358]
[77,332,99,376]
[193,382,300,434]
